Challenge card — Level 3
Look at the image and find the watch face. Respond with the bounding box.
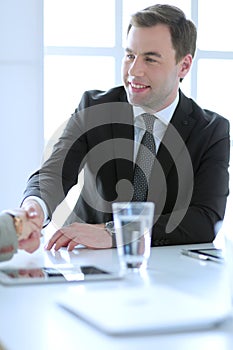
[105,221,115,235]
[107,222,114,229]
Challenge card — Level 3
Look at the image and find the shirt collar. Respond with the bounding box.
[132,94,179,126]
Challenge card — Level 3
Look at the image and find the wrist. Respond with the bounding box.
[4,210,24,240]
[21,198,44,218]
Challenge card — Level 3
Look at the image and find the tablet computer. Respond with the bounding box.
[0,265,123,285]
[181,248,224,263]
[58,284,231,335]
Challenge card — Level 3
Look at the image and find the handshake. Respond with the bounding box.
[0,199,44,261]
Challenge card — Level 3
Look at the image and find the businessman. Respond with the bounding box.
[9,4,230,253]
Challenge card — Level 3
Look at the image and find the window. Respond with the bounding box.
[44,0,193,141]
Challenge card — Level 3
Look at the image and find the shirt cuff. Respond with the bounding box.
[22,196,50,227]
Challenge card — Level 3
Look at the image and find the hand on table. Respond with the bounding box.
[45,222,112,251]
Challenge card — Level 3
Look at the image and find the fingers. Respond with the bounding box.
[44,231,61,250]
[21,200,44,239]
[67,240,80,251]
[44,223,112,252]
[22,199,44,227]
[45,230,68,251]
[18,231,41,253]
[17,217,42,242]
[45,228,80,251]
[5,204,43,241]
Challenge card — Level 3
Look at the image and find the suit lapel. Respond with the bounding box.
[156,91,196,177]
[147,91,196,202]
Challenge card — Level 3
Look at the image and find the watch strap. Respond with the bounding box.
[105,221,117,248]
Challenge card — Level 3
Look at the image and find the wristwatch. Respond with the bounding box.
[12,216,23,239]
[4,210,24,240]
[105,221,117,247]
[105,221,116,235]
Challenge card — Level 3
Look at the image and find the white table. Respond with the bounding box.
[0,241,233,350]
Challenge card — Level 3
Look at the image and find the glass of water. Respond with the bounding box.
[112,202,155,272]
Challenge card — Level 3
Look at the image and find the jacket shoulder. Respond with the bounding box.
[180,91,229,130]
[194,103,229,134]
[76,86,127,112]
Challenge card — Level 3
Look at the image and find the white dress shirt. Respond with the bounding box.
[133,94,179,161]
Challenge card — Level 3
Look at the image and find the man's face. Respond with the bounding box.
[122,24,191,112]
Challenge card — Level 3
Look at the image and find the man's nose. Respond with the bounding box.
[128,57,145,77]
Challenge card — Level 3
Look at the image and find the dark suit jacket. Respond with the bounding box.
[24,86,230,246]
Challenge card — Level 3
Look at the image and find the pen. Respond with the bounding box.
[181,250,209,261]
[181,249,223,263]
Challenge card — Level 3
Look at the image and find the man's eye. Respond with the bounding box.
[126,54,134,60]
[145,57,157,63]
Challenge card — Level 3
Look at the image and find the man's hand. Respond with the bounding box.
[21,198,44,236]
[18,231,42,253]
[16,198,45,253]
[0,199,44,258]
[45,223,112,251]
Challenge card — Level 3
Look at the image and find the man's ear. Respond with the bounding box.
[179,54,192,80]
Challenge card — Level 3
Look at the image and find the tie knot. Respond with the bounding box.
[141,113,156,133]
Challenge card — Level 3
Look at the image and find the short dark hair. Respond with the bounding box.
[127,4,197,63]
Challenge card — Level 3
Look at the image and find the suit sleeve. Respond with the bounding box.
[22,92,91,218]
[0,213,18,261]
[151,115,230,246]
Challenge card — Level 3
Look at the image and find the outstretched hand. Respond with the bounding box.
[1,208,42,253]
[17,198,45,253]
[18,231,42,253]
[21,199,44,234]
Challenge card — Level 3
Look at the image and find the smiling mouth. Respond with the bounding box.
[129,82,150,90]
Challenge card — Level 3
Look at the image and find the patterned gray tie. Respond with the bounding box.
[132,113,156,202]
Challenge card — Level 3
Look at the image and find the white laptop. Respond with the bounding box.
[58,284,231,335]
